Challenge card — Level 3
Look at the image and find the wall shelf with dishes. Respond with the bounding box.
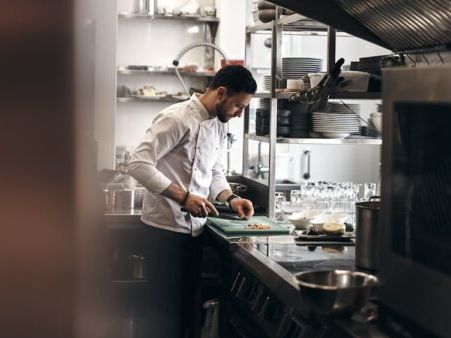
[117,65,216,77]
[119,12,220,23]
[245,133,382,145]
[117,96,187,103]
[115,0,219,156]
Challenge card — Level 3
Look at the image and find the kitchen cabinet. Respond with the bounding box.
[243,9,382,218]
[105,214,222,338]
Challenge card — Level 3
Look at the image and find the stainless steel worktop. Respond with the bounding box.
[206,225,387,338]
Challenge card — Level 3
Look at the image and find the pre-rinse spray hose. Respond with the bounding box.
[172,41,229,96]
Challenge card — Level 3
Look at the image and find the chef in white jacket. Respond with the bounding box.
[128,65,257,338]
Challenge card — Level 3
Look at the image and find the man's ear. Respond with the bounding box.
[216,86,228,100]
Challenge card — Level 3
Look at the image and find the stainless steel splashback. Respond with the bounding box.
[271,0,451,52]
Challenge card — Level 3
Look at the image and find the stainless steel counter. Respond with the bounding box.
[206,225,387,338]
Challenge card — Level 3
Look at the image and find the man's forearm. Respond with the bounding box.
[216,189,234,204]
[161,183,188,205]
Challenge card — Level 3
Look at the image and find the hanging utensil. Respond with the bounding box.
[289,58,345,112]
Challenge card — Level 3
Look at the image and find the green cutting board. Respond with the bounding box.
[207,216,290,236]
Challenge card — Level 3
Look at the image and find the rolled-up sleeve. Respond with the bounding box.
[209,132,231,201]
[129,115,184,194]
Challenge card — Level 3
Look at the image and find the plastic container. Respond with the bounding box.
[335,71,371,92]
[308,72,326,88]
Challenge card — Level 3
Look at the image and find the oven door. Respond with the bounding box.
[380,65,451,337]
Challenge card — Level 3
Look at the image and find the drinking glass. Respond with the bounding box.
[364,183,377,200]
[290,190,302,207]
[274,193,286,221]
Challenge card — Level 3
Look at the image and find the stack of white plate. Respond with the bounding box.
[262,75,272,91]
[329,103,360,114]
[258,98,270,110]
[312,112,360,138]
[282,58,323,79]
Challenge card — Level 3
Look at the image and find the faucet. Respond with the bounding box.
[255,163,270,179]
[251,141,269,179]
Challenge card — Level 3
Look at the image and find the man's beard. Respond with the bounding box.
[215,102,229,123]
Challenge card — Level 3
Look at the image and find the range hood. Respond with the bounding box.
[271,0,451,52]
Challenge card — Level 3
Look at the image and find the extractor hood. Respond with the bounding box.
[271,0,451,52]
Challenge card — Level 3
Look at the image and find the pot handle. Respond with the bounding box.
[369,196,381,201]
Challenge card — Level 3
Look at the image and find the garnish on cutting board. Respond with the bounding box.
[247,223,272,230]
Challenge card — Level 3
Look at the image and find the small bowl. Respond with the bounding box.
[370,115,382,134]
[288,209,324,230]
[294,270,378,316]
[288,213,310,229]
[258,9,276,23]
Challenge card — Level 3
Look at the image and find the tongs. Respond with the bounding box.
[289,58,345,112]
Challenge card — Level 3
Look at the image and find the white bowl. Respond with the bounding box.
[308,72,326,88]
[288,209,324,230]
[370,116,382,134]
[288,213,311,229]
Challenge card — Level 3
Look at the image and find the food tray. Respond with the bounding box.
[296,230,355,242]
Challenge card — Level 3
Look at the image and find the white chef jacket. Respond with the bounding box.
[128,94,230,236]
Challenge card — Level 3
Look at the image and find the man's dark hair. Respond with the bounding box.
[209,65,257,95]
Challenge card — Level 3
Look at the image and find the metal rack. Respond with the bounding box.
[117,66,215,77]
[116,1,220,105]
[243,10,382,218]
[117,96,185,103]
[118,13,219,23]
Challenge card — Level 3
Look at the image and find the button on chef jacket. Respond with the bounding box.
[129,93,231,236]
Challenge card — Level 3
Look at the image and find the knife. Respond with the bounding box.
[180,207,247,221]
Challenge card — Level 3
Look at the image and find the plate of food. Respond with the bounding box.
[296,221,354,242]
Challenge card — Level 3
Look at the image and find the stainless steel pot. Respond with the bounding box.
[355,197,380,271]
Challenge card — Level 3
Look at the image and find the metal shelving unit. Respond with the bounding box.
[117,96,185,103]
[254,91,382,100]
[246,14,328,33]
[117,66,215,77]
[243,10,382,218]
[116,2,219,106]
[245,133,382,145]
[118,12,219,23]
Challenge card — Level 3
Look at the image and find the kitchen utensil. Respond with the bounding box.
[355,196,380,270]
[290,58,345,113]
[294,270,378,316]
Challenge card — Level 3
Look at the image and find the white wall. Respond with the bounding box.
[93,0,118,169]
